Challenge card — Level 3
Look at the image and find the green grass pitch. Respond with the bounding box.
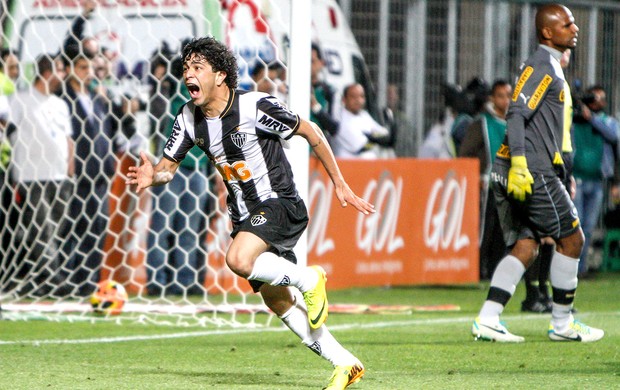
[1,273,618,389]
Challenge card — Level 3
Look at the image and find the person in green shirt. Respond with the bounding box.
[572,85,619,277]
[459,79,511,281]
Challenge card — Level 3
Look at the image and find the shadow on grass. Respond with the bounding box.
[130,367,318,388]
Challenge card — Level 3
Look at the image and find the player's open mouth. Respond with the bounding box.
[187,83,200,98]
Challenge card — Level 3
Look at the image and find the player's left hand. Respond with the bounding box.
[335,182,376,215]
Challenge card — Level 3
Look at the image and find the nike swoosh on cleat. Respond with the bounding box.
[552,332,582,341]
[310,300,326,326]
[479,324,507,334]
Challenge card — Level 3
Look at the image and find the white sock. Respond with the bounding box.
[479,255,526,320]
[550,251,579,332]
[248,252,318,292]
[280,298,359,366]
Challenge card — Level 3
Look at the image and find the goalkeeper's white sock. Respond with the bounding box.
[248,251,318,292]
[550,251,579,332]
[280,297,358,366]
[479,255,526,321]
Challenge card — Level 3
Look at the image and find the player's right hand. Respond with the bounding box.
[507,156,534,202]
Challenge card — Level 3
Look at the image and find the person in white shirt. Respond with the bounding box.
[7,54,74,297]
[332,83,394,159]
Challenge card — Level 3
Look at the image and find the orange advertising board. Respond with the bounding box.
[103,157,479,292]
[307,158,480,288]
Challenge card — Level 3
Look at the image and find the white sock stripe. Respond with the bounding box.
[489,255,526,295]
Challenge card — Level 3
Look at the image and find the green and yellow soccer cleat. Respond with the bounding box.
[303,265,328,329]
[548,318,604,342]
[472,317,525,343]
[323,363,365,390]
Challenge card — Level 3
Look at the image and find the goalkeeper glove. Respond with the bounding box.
[507,156,534,202]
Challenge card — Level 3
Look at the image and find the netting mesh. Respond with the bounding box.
[0,0,292,327]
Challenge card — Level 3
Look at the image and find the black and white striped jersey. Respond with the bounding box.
[163,89,301,224]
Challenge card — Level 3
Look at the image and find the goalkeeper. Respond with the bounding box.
[471,3,604,343]
[127,37,369,389]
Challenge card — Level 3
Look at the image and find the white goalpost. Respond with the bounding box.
[0,0,310,327]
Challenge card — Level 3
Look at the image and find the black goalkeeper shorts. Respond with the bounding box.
[491,161,581,248]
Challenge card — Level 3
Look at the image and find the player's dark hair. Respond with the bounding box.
[182,36,238,89]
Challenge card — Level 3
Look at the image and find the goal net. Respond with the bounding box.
[0,0,302,327]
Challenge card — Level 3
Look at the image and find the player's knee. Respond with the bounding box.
[558,229,585,258]
[512,239,539,265]
[225,248,253,278]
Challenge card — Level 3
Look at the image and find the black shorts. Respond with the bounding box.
[491,161,580,248]
[230,197,309,292]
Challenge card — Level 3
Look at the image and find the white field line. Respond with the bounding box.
[0,312,613,346]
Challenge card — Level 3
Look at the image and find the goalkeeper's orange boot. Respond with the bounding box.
[303,265,328,329]
[323,363,365,390]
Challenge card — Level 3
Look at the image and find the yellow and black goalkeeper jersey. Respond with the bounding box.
[163,89,301,224]
[497,45,573,175]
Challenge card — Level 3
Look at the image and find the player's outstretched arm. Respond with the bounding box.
[126,151,180,193]
[296,120,375,215]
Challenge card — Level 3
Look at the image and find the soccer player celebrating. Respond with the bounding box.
[471,3,604,342]
[127,37,370,388]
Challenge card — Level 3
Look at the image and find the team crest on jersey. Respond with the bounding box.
[251,213,267,226]
[231,132,247,148]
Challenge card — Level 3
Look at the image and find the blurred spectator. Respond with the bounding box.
[383,83,404,156]
[332,83,393,159]
[0,92,10,267]
[310,43,340,138]
[147,44,176,138]
[61,51,116,296]
[146,53,210,296]
[604,182,620,230]
[607,143,620,228]
[450,77,489,153]
[0,48,19,95]
[6,54,74,296]
[0,48,19,251]
[459,79,512,279]
[268,62,288,102]
[572,84,619,277]
[251,60,288,102]
[62,0,98,61]
[418,83,459,158]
